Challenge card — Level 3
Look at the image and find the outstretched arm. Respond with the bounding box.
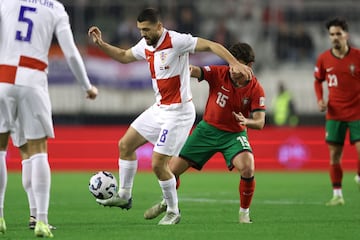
[195,38,253,80]
[57,28,98,100]
[88,26,137,64]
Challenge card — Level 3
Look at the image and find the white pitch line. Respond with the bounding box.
[180,197,323,205]
[262,200,323,205]
[180,197,238,204]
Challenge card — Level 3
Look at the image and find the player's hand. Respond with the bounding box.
[88,26,102,46]
[317,99,327,112]
[232,111,247,126]
[86,85,98,100]
[230,63,253,81]
[189,65,201,78]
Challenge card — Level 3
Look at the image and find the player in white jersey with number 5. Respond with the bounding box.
[0,0,98,237]
[88,7,252,225]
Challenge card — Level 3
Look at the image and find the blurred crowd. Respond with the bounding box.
[62,0,360,67]
[45,0,360,117]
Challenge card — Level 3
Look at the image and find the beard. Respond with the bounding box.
[332,41,341,50]
[145,35,160,47]
[145,38,155,46]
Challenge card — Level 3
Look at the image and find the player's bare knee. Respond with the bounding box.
[240,167,254,178]
[118,138,131,155]
[151,164,163,179]
[151,162,171,180]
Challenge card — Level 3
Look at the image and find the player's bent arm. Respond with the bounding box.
[246,111,266,130]
[88,26,136,64]
[57,28,93,91]
[94,40,136,64]
[195,38,252,80]
[195,38,237,65]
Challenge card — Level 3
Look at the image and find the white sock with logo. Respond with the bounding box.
[159,176,179,214]
[31,153,50,224]
[118,159,138,200]
[0,151,7,218]
[22,158,37,217]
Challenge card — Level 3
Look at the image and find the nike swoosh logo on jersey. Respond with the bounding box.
[221,86,230,92]
[326,67,334,72]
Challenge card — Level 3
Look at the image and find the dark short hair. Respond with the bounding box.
[326,17,349,32]
[229,42,255,64]
[137,8,160,24]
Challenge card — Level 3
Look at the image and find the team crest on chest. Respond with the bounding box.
[160,52,167,64]
[349,64,355,76]
[158,51,170,70]
[242,97,249,106]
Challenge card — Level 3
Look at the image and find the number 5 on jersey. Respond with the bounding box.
[16,6,36,42]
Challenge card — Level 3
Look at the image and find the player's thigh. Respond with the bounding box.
[179,124,218,170]
[18,86,54,140]
[232,151,255,176]
[0,83,17,133]
[160,102,196,156]
[348,120,360,144]
[120,126,148,153]
[131,105,162,144]
[325,120,347,145]
[354,141,360,156]
[222,131,253,170]
[169,156,191,176]
[154,102,195,156]
[18,143,29,160]
[0,132,10,150]
[10,118,27,148]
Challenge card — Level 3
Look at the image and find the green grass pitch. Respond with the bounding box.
[2,171,359,240]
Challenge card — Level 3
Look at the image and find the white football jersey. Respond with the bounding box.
[0,0,70,88]
[132,29,198,108]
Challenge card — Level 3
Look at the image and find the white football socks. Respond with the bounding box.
[0,151,7,218]
[22,158,37,217]
[118,159,138,200]
[31,153,51,224]
[333,188,343,197]
[159,176,179,214]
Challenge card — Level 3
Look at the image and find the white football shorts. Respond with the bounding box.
[0,83,54,141]
[10,119,26,147]
[131,101,196,156]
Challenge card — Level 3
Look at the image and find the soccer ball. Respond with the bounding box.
[89,171,118,200]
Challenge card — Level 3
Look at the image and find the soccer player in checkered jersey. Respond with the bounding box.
[88,8,253,225]
[144,42,265,223]
[2,121,58,233]
[314,17,360,206]
[0,0,98,237]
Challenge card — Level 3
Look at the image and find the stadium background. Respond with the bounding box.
[6,0,359,171]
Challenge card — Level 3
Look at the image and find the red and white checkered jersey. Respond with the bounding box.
[132,29,198,108]
[0,0,70,89]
